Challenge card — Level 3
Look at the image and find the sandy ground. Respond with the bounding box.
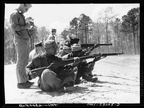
[4,55,140,104]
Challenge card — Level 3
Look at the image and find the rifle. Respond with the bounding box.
[81,43,112,56]
[29,52,124,79]
[81,43,112,48]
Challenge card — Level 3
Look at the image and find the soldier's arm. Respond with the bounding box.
[10,13,29,31]
[26,60,36,80]
[61,54,69,60]
[61,53,72,60]
[26,58,37,75]
[26,56,41,79]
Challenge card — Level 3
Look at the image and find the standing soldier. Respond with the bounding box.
[47,28,60,54]
[9,4,36,88]
[47,28,57,41]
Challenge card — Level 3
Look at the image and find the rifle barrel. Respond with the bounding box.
[99,43,112,46]
[81,44,95,47]
[81,43,112,48]
[30,52,124,74]
[100,52,124,56]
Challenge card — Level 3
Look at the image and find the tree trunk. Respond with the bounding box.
[133,32,136,55]
[137,29,140,54]
[76,26,78,37]
[13,42,16,63]
[126,34,129,54]
[114,39,117,53]
[115,30,118,53]
[85,25,87,44]
[105,22,109,53]
[97,22,100,51]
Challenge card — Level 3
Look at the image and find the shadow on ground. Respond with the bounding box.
[35,86,89,97]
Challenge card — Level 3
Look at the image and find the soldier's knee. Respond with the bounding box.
[41,69,55,79]
[40,69,55,91]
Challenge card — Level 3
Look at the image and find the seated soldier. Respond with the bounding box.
[26,40,81,92]
[62,44,98,84]
[29,41,45,62]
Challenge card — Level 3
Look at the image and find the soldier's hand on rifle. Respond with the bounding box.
[87,62,95,72]
[31,72,38,79]
[73,57,81,66]
[28,71,37,80]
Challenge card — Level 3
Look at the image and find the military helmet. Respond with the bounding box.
[70,38,80,45]
[34,41,43,47]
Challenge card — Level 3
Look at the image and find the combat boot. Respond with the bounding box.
[82,75,98,82]
[75,79,82,84]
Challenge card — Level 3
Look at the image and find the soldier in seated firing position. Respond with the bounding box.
[26,40,81,92]
[62,44,98,84]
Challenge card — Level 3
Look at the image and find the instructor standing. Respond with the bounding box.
[10,4,35,88]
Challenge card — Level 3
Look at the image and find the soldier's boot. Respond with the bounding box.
[82,75,98,82]
[75,79,82,84]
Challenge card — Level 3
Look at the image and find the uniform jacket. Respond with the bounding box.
[29,48,45,62]
[26,53,62,72]
[47,34,56,41]
[26,53,77,84]
[10,9,30,40]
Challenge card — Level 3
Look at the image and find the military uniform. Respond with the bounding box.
[63,44,98,84]
[29,42,45,61]
[57,45,71,57]
[47,28,57,41]
[26,40,79,92]
[10,8,31,84]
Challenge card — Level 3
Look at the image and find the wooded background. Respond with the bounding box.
[4,7,140,65]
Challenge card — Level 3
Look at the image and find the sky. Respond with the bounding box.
[4,3,139,34]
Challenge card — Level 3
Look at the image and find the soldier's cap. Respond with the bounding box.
[22,4,32,8]
[71,44,82,52]
[52,28,56,32]
[70,38,80,45]
[34,42,43,47]
[44,40,56,48]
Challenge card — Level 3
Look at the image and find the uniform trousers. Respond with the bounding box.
[14,36,29,83]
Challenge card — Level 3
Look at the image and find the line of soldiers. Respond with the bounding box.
[26,32,98,92]
[58,37,98,84]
